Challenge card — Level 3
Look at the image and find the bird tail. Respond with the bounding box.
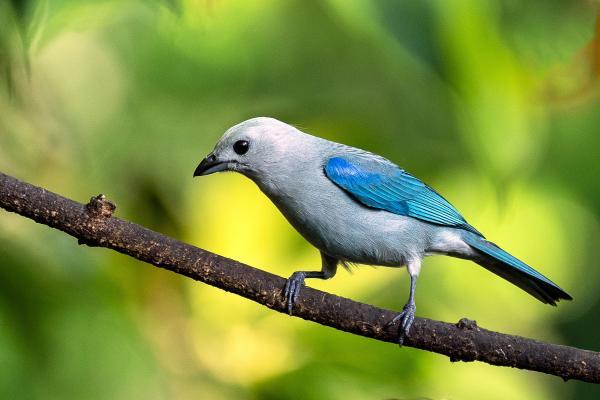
[461,232,572,305]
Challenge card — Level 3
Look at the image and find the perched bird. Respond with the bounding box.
[193,117,572,343]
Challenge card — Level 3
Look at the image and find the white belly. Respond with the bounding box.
[255,170,437,266]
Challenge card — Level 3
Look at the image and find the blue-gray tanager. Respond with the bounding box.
[193,117,572,343]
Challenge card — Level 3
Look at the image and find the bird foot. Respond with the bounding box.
[283,271,306,315]
[389,301,416,345]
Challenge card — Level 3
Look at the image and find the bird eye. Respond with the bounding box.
[233,140,249,155]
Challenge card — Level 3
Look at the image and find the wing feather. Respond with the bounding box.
[324,156,481,235]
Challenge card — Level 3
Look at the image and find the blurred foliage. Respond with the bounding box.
[1,0,600,399]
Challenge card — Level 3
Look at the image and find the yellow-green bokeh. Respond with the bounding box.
[1,1,600,399]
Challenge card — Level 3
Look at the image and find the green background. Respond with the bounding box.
[1,0,600,399]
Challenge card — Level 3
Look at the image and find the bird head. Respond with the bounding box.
[193,117,306,179]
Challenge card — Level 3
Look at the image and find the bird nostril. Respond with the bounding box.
[208,154,216,162]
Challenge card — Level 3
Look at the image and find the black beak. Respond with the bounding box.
[193,154,228,177]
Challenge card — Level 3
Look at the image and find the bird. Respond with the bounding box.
[193,117,572,343]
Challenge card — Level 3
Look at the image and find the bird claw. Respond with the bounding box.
[283,272,306,315]
[389,301,416,346]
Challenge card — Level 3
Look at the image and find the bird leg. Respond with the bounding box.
[283,253,338,315]
[389,265,419,345]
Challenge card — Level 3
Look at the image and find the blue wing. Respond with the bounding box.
[324,156,482,235]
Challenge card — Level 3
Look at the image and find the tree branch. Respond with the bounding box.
[1,171,598,383]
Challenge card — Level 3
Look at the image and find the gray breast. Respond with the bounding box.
[255,161,431,267]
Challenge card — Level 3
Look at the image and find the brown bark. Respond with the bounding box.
[1,171,598,383]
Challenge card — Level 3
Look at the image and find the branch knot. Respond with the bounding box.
[85,194,116,218]
[456,318,479,331]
